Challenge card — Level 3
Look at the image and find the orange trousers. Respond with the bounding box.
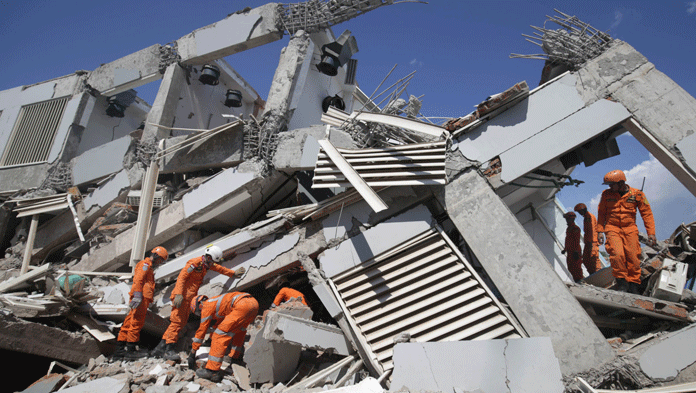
[163,296,192,344]
[582,247,602,275]
[118,298,150,343]
[566,254,583,282]
[206,297,259,371]
[605,228,642,284]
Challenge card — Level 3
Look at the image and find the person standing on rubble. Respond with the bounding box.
[187,292,259,382]
[562,212,584,282]
[151,245,245,360]
[114,246,169,359]
[597,170,657,294]
[574,203,603,276]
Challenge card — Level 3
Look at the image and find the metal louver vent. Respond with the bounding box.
[1,97,69,167]
[331,227,525,373]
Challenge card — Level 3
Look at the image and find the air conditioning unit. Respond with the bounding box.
[127,190,171,208]
[649,258,688,302]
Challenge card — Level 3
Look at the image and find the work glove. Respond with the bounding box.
[172,294,184,308]
[597,233,605,245]
[648,234,657,247]
[129,292,143,310]
[188,350,197,369]
[234,267,246,278]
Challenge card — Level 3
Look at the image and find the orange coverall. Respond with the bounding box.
[118,257,156,343]
[565,221,583,282]
[581,211,602,274]
[192,292,258,371]
[162,256,239,344]
[273,287,308,306]
[597,186,656,284]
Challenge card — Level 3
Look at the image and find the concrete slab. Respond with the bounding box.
[568,284,691,322]
[639,324,696,380]
[439,169,615,375]
[245,305,313,384]
[177,4,282,65]
[273,125,357,173]
[87,44,162,94]
[58,375,128,393]
[389,338,564,393]
[264,312,352,356]
[322,377,383,393]
[101,282,131,305]
[72,136,130,186]
[21,373,65,393]
[319,204,433,278]
[81,170,131,213]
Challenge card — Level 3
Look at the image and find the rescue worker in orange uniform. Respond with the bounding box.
[574,203,603,275]
[187,292,259,382]
[597,170,656,294]
[272,287,308,307]
[114,246,169,359]
[151,245,245,360]
[562,211,583,282]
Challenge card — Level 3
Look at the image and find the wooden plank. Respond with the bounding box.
[0,264,50,293]
[316,139,387,213]
[67,313,116,342]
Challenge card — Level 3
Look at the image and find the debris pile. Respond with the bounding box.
[1,3,696,393]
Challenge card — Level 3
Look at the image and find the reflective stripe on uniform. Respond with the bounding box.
[229,345,241,352]
[208,355,224,363]
[201,315,212,323]
[192,337,204,343]
[214,328,235,337]
[187,265,194,273]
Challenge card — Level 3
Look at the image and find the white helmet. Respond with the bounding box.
[205,245,223,262]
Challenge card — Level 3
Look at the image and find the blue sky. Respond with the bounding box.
[0,0,695,239]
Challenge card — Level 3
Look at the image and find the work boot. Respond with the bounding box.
[124,342,148,359]
[150,339,166,358]
[112,341,127,360]
[164,343,181,361]
[628,282,642,295]
[196,367,223,383]
[614,278,629,292]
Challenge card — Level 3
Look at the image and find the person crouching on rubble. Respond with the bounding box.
[187,292,259,382]
[114,246,169,360]
[562,211,584,282]
[272,286,308,308]
[574,203,603,276]
[597,170,657,294]
[151,245,245,360]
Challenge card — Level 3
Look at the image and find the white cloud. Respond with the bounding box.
[688,1,696,14]
[610,10,623,30]
[410,58,417,65]
[409,58,423,67]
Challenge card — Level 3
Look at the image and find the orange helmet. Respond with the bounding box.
[563,211,576,219]
[151,246,169,263]
[603,170,626,185]
[190,295,208,315]
[574,203,587,212]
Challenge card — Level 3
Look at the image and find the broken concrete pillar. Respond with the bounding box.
[438,166,615,375]
[244,304,313,384]
[140,62,187,144]
[87,44,165,96]
[0,312,102,364]
[177,3,283,65]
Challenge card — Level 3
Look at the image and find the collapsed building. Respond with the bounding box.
[1,2,696,393]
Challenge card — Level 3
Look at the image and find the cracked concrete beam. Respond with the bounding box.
[389,338,564,392]
[438,168,615,375]
[178,3,283,65]
[273,125,357,173]
[87,44,164,95]
[568,284,692,322]
[0,312,102,364]
[264,312,353,356]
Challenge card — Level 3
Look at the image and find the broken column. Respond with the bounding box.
[438,164,615,375]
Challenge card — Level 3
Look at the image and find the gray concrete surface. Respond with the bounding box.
[438,167,615,375]
[87,44,162,94]
[72,136,131,186]
[640,324,696,380]
[264,312,352,356]
[389,338,564,393]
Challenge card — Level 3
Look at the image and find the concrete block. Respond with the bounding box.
[178,4,282,65]
[245,306,313,384]
[101,282,131,305]
[273,125,357,172]
[312,282,343,319]
[81,170,131,213]
[47,94,88,164]
[319,204,433,278]
[640,324,696,380]
[72,136,130,185]
[21,373,65,393]
[581,266,615,288]
[58,375,128,393]
[389,338,564,393]
[322,377,383,393]
[264,312,352,356]
[160,124,244,174]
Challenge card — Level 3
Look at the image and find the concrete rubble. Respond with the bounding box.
[1,4,696,393]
